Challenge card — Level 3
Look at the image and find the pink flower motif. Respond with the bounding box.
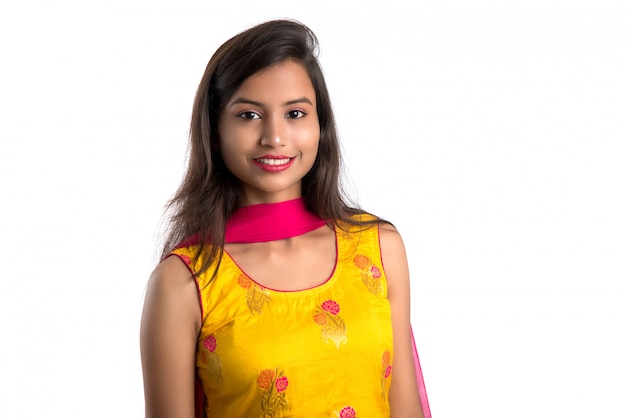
[384,365,392,378]
[371,265,381,278]
[203,335,217,352]
[321,300,340,315]
[275,376,289,392]
[340,406,356,418]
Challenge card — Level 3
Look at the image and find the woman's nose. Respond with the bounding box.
[260,115,285,147]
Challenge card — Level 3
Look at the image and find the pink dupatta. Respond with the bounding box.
[412,327,431,417]
[189,198,431,417]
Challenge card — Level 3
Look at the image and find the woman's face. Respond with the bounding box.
[217,60,320,206]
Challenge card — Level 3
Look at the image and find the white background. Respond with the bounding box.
[1,0,624,417]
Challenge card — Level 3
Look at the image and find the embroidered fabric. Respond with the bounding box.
[185,198,430,417]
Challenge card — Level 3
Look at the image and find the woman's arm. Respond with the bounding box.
[379,224,425,418]
[140,255,201,418]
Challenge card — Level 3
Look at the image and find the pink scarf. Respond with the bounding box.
[225,198,327,243]
[191,198,431,417]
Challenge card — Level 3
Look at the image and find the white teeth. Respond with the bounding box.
[256,158,290,165]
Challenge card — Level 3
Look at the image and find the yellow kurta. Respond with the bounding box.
[170,219,394,417]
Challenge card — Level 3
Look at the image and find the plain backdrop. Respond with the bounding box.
[1,0,624,417]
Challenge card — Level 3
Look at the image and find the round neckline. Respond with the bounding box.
[223,225,341,294]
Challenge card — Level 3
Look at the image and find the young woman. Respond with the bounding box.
[140,19,430,418]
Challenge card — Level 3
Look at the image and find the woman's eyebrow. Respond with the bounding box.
[284,97,313,106]
[228,97,263,107]
[228,97,313,107]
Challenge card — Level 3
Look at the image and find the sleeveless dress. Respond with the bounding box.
[169,217,394,417]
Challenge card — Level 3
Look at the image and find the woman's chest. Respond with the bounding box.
[224,224,337,291]
[196,276,394,416]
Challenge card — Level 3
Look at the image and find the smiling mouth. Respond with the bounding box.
[254,157,292,165]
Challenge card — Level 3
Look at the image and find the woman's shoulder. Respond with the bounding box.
[167,235,219,276]
[142,254,201,333]
[338,210,394,233]
[341,210,406,258]
[149,254,196,290]
[377,222,404,254]
[338,208,378,224]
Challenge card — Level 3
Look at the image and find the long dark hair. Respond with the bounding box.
[160,19,380,275]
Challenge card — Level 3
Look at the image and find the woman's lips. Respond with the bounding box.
[253,156,295,172]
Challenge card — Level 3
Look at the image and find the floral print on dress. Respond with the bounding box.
[313,300,347,348]
[257,368,289,417]
[334,406,356,418]
[353,254,383,296]
[238,274,271,314]
[381,350,392,399]
[198,334,223,385]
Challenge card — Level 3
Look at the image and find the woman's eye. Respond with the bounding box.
[238,111,260,120]
[286,110,306,119]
